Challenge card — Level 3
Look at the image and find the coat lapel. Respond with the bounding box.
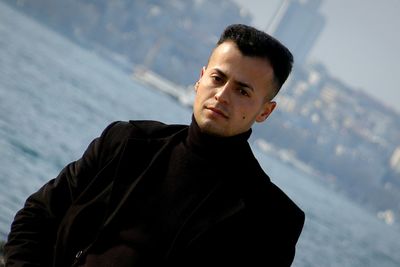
[103,128,186,227]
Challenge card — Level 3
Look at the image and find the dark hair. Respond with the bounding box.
[217,24,293,97]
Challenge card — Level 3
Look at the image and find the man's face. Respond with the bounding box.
[193,41,277,137]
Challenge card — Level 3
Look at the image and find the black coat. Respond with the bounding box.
[4,120,305,267]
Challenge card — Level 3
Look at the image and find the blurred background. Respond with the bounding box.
[0,0,399,266]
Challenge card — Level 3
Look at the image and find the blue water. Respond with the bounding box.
[1,2,400,266]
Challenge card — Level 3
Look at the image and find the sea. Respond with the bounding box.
[1,2,399,266]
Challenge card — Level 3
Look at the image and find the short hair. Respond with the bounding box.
[217,24,293,97]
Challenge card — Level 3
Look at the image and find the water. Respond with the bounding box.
[1,2,399,266]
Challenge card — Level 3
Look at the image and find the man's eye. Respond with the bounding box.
[211,75,222,82]
[239,88,249,96]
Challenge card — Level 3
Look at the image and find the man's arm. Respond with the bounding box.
[3,121,123,266]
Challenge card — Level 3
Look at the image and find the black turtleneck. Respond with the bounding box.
[184,115,251,158]
[79,117,252,266]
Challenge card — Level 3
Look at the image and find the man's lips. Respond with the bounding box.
[207,106,229,119]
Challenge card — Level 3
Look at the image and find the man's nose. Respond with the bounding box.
[214,83,232,104]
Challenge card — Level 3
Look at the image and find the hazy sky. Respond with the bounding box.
[232,0,400,113]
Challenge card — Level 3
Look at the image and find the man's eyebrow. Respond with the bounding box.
[236,80,254,91]
[213,68,254,91]
[213,68,227,79]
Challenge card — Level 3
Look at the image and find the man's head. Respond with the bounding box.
[193,24,293,137]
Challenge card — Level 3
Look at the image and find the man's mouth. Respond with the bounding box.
[207,106,229,119]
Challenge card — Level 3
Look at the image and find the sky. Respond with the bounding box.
[232,0,400,113]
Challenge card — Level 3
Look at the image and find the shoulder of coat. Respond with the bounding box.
[128,120,188,138]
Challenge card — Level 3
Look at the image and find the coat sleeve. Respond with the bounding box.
[3,121,128,267]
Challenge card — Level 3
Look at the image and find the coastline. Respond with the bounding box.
[131,66,195,108]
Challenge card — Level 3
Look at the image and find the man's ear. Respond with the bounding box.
[200,66,206,78]
[256,101,276,123]
[195,66,206,92]
[194,66,206,92]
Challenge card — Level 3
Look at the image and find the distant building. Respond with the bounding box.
[267,0,326,66]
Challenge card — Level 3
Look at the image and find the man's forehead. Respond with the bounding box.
[207,42,242,68]
[211,41,238,56]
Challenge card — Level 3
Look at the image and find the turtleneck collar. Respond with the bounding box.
[185,115,252,159]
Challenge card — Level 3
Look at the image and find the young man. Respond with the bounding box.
[4,24,305,266]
